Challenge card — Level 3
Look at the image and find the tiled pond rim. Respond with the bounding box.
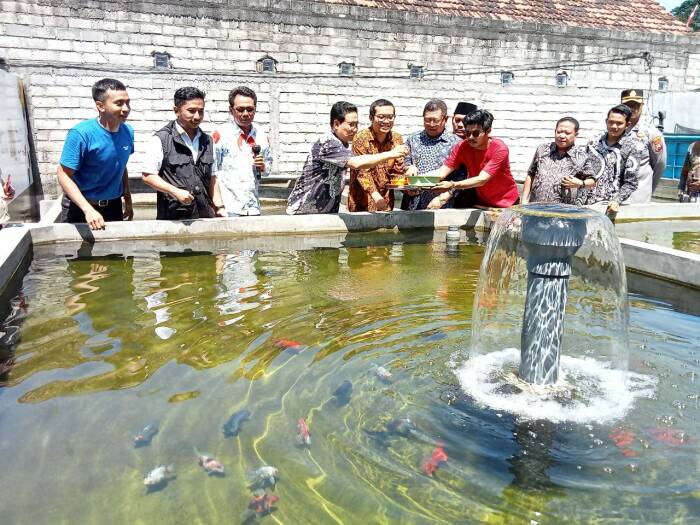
[3,203,700,299]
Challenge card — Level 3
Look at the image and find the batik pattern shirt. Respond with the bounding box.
[286,130,351,215]
[348,128,404,212]
[401,129,462,210]
[575,132,639,205]
[212,119,272,216]
[681,141,700,195]
[527,142,595,204]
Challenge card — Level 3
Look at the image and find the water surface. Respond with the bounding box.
[0,235,699,524]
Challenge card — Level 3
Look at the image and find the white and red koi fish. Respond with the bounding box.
[297,417,311,447]
[194,447,224,476]
[143,464,175,490]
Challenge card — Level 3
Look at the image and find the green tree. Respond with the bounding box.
[673,0,700,31]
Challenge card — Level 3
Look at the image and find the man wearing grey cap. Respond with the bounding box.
[620,89,666,204]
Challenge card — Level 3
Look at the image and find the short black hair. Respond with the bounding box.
[330,101,358,126]
[607,104,632,123]
[464,109,494,132]
[92,78,127,102]
[423,99,447,117]
[229,86,257,107]
[174,87,205,108]
[369,98,394,118]
[556,116,580,133]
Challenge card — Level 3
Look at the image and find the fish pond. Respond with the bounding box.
[0,232,699,524]
[616,219,700,255]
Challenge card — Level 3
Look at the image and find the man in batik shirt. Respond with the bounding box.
[576,105,640,216]
[348,99,406,212]
[522,117,595,204]
[400,99,461,211]
[212,86,272,216]
[679,141,700,201]
[287,101,407,215]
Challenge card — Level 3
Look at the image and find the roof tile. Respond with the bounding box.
[319,0,691,34]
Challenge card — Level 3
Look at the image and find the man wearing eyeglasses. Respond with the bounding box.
[431,110,519,208]
[401,99,461,210]
[348,99,407,212]
[212,86,272,216]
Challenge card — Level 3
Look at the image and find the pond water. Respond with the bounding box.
[0,234,699,524]
[617,220,700,254]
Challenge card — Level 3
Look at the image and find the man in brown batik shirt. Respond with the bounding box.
[348,99,406,212]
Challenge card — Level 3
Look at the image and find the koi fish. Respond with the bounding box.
[194,447,224,476]
[223,409,250,437]
[275,339,302,351]
[389,418,416,437]
[650,427,687,446]
[249,465,280,491]
[247,490,278,517]
[143,464,175,490]
[134,422,159,447]
[333,380,353,406]
[422,444,448,477]
[373,365,392,383]
[608,430,635,448]
[365,418,418,448]
[297,417,311,447]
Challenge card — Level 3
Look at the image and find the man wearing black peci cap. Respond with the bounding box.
[445,102,478,208]
[620,89,666,204]
[142,87,225,220]
[451,102,477,140]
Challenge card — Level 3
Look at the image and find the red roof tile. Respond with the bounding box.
[319,0,691,34]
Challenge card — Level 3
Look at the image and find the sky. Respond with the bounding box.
[657,0,684,11]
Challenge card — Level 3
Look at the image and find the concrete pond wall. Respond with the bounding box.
[5,204,700,317]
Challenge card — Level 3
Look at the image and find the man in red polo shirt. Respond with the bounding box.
[426,109,519,209]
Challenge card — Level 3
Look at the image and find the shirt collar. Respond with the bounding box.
[420,128,450,143]
[549,142,576,157]
[369,126,392,145]
[230,117,257,138]
[174,121,201,141]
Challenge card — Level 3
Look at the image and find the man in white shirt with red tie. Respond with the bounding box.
[212,86,272,216]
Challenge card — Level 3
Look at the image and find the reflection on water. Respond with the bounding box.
[0,238,699,524]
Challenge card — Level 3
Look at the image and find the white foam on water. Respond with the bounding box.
[456,348,656,424]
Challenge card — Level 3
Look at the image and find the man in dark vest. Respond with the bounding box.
[142,87,225,219]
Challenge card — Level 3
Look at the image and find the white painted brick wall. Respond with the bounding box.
[0,0,698,197]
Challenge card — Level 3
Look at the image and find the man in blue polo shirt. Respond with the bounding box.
[57,78,134,230]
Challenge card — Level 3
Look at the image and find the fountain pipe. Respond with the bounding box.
[519,214,587,385]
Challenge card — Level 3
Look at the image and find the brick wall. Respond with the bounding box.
[1,0,699,197]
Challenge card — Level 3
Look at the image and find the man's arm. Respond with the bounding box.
[209,176,226,216]
[254,134,273,175]
[57,164,105,230]
[680,150,690,192]
[522,150,539,204]
[142,171,194,204]
[608,147,640,212]
[522,174,533,204]
[346,144,408,170]
[122,168,133,221]
[648,129,667,192]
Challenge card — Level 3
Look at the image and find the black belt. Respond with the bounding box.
[86,197,120,208]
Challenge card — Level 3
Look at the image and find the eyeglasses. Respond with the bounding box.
[233,107,256,114]
[374,115,395,122]
[465,130,485,139]
[423,118,445,125]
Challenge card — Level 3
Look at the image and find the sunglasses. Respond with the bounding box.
[465,130,485,139]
